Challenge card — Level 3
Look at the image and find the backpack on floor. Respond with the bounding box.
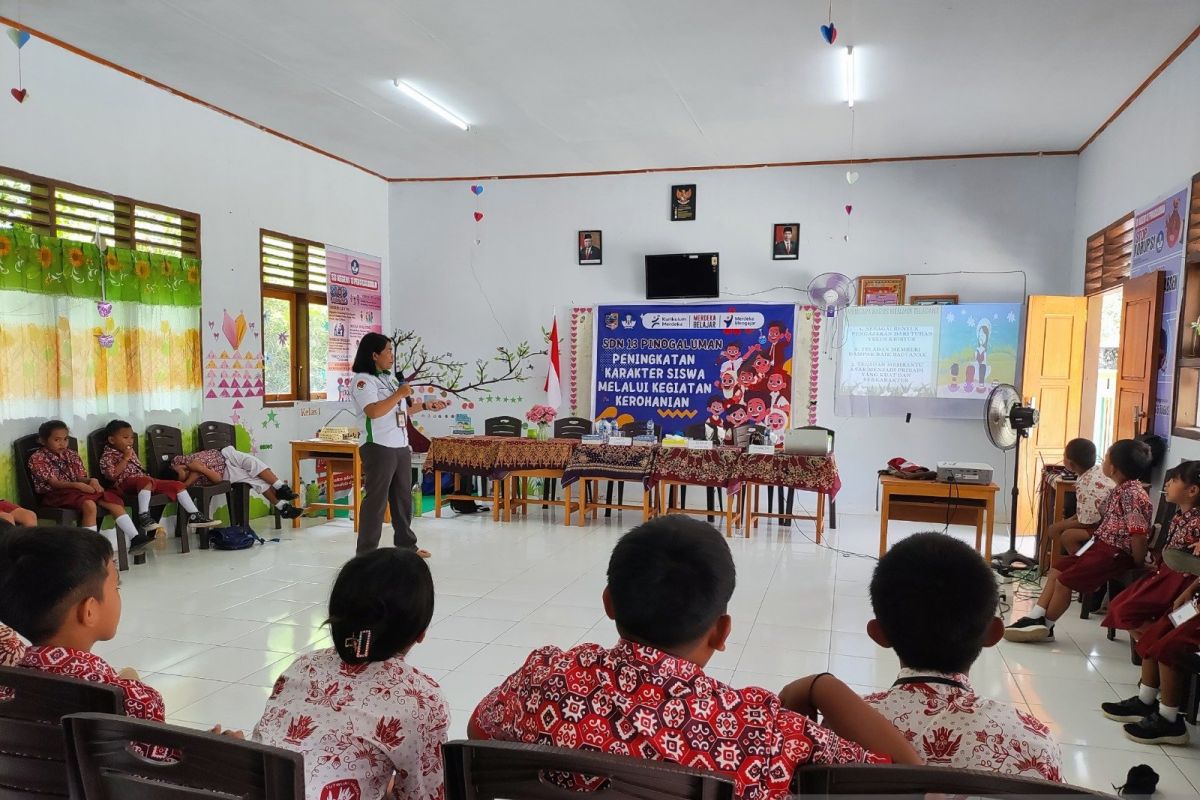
[208,525,266,550]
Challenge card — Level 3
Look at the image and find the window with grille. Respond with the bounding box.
[261,230,328,403]
[1084,213,1134,294]
[0,166,199,258]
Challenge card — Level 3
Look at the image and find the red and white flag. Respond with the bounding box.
[545,316,563,409]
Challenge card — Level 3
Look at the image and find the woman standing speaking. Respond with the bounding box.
[350,333,446,557]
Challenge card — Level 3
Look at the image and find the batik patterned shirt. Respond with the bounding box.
[471,639,887,800]
[1069,465,1114,526]
[26,447,88,495]
[864,669,1062,782]
[1165,506,1200,552]
[100,444,148,486]
[252,648,448,800]
[0,624,25,666]
[1093,479,1152,552]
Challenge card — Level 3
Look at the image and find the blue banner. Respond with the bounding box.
[592,303,799,437]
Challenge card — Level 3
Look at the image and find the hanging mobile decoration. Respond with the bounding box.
[7,25,29,103]
[93,231,116,348]
[820,0,837,44]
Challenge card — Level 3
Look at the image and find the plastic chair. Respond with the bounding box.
[0,666,123,798]
[484,416,523,437]
[545,417,594,504]
[792,763,1111,797]
[198,420,283,530]
[146,424,233,552]
[442,740,734,800]
[15,433,140,571]
[64,712,305,800]
[86,427,180,554]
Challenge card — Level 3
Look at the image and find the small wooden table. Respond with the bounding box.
[878,475,999,558]
[290,439,362,531]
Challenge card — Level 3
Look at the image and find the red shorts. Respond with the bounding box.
[39,488,126,512]
[116,476,187,502]
[0,500,16,514]
[1103,564,1195,630]
[1137,614,1200,668]
[1056,540,1136,593]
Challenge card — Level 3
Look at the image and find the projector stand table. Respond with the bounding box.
[878,475,998,558]
[290,439,363,532]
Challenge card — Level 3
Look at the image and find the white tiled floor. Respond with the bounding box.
[99,504,1200,797]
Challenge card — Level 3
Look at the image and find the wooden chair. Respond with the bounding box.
[198,420,283,530]
[792,763,1111,797]
[442,740,734,800]
[0,666,123,799]
[14,433,141,571]
[146,424,232,552]
[86,428,181,555]
[64,712,305,800]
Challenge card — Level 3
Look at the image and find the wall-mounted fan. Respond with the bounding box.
[808,272,853,317]
[985,384,1039,573]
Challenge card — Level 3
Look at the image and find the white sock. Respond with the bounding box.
[114,514,138,544]
[272,479,285,489]
[1029,605,1047,619]
[137,489,152,514]
[99,528,118,550]
[1139,684,1160,705]
[84,524,97,532]
[1045,618,1055,630]
[176,492,199,515]
[275,499,288,509]
[1160,704,1179,723]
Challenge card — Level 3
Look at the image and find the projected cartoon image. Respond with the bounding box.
[935,304,1020,399]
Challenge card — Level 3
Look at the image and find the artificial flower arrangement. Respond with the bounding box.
[525,404,558,425]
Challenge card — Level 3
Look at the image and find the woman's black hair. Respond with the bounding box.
[327,548,434,665]
[351,332,394,375]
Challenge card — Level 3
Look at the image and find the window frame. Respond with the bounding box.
[0,164,200,258]
[259,228,328,405]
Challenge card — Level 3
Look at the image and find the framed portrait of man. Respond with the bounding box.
[578,230,602,265]
[671,184,696,221]
[772,223,800,260]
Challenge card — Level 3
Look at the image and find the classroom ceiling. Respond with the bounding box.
[3,0,1199,179]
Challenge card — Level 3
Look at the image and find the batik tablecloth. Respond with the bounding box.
[651,447,744,490]
[492,438,579,476]
[732,452,841,498]
[424,436,504,477]
[560,444,660,489]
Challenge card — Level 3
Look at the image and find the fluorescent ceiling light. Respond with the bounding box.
[845,46,856,107]
[393,79,470,131]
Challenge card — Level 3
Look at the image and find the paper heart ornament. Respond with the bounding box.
[820,23,837,44]
[845,205,853,215]
[96,301,112,318]
[473,212,484,222]
[846,170,859,185]
[221,310,248,349]
[6,29,29,49]
[470,184,484,195]
[10,88,26,103]
[97,333,115,349]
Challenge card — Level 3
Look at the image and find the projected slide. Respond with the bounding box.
[835,303,1022,419]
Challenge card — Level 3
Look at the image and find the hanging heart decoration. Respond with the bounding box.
[471,184,484,195]
[845,204,853,215]
[6,29,29,49]
[473,211,484,222]
[820,23,837,44]
[97,333,115,349]
[845,170,859,185]
[96,301,112,318]
[10,88,26,103]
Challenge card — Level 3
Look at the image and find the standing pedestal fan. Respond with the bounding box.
[985,384,1039,573]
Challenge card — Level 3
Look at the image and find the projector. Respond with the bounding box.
[936,461,993,485]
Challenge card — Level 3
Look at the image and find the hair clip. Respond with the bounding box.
[346,629,372,659]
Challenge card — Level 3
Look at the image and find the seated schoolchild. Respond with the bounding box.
[170,446,302,519]
[99,420,218,532]
[0,500,35,528]
[1005,439,1153,643]
[470,515,919,800]
[253,548,448,800]
[863,531,1062,780]
[1047,438,1114,560]
[28,420,147,550]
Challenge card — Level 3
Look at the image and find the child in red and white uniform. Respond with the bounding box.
[1046,438,1114,561]
[253,548,448,800]
[1104,460,1200,636]
[170,446,302,519]
[28,420,146,551]
[1005,439,1154,643]
[99,420,217,533]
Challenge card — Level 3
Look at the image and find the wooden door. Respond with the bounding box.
[1017,296,1088,535]
[1115,271,1164,441]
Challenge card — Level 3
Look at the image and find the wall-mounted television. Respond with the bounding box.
[645,252,719,300]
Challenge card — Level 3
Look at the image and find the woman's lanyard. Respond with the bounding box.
[892,675,969,690]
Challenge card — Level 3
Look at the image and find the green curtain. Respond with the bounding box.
[0,226,201,306]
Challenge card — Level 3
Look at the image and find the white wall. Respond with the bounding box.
[391,156,1079,512]
[0,42,389,489]
[1073,40,1200,461]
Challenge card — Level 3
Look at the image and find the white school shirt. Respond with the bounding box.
[350,372,408,449]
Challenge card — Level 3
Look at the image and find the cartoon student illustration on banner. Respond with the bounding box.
[765,320,792,369]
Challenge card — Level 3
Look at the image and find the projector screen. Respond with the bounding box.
[834,303,1023,419]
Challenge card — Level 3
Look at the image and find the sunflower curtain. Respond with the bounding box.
[0,226,203,500]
